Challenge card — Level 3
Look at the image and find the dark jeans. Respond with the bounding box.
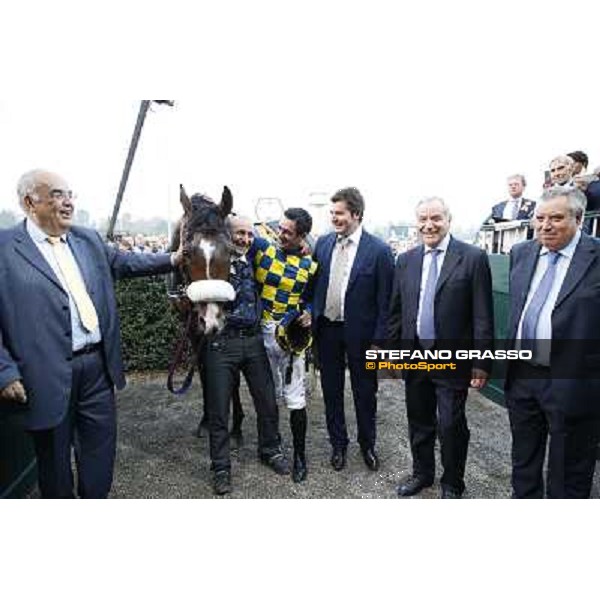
[316,319,378,451]
[203,331,281,472]
[506,374,600,498]
[29,349,116,499]
[405,373,470,493]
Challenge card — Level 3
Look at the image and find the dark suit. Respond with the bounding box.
[0,221,174,497]
[505,234,600,498]
[312,229,394,452]
[490,198,536,222]
[388,236,494,493]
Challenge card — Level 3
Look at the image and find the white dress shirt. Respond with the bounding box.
[417,233,450,339]
[516,230,581,365]
[327,225,363,321]
[502,197,523,220]
[26,219,102,351]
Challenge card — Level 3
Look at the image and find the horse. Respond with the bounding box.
[168,185,245,440]
[170,184,234,336]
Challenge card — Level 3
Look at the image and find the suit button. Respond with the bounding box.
[67,356,72,362]
[63,305,69,311]
[65,332,70,337]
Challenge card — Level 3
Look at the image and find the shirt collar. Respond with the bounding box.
[339,224,363,245]
[540,229,581,259]
[26,218,67,244]
[424,232,451,254]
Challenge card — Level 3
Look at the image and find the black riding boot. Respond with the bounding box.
[290,408,307,483]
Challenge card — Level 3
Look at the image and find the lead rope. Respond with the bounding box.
[167,310,196,395]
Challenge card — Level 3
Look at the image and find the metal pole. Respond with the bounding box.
[106,100,151,240]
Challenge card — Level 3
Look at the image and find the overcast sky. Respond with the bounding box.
[2,1,598,235]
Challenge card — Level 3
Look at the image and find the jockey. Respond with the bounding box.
[247,208,317,483]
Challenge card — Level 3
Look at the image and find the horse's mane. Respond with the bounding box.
[185,194,228,243]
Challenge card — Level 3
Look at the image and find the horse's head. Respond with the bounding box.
[176,185,234,335]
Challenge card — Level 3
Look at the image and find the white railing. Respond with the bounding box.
[476,211,600,255]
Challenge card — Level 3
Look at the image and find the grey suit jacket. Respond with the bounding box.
[0,221,173,430]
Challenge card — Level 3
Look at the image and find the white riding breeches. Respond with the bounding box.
[262,321,306,410]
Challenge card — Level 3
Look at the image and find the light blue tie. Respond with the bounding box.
[521,251,561,355]
[419,248,441,349]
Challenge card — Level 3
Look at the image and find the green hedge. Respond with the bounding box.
[115,276,181,371]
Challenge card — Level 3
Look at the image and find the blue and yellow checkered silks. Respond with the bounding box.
[248,237,317,322]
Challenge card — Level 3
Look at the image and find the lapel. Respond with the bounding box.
[512,241,541,328]
[67,230,96,293]
[435,236,463,294]
[555,234,598,309]
[407,247,424,315]
[321,233,337,286]
[13,221,66,294]
[346,231,370,292]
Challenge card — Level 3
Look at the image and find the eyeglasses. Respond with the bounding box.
[49,189,75,201]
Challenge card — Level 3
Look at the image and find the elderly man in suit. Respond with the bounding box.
[312,187,395,472]
[389,197,494,498]
[0,169,182,499]
[489,174,536,222]
[505,186,600,498]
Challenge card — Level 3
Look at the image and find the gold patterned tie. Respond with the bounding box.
[47,237,99,332]
[324,237,350,321]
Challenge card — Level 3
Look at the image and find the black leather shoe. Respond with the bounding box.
[361,448,380,471]
[292,453,308,483]
[397,475,433,497]
[441,487,463,499]
[213,470,231,495]
[261,452,291,475]
[330,448,347,472]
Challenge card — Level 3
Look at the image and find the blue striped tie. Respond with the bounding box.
[521,251,560,354]
[419,248,441,349]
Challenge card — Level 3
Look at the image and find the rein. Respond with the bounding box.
[167,308,197,395]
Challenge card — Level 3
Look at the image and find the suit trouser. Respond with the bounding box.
[405,373,469,493]
[203,331,281,472]
[29,349,116,499]
[506,373,600,499]
[317,320,378,451]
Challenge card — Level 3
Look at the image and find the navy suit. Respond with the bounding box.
[0,221,173,497]
[505,234,600,498]
[312,230,394,452]
[388,237,494,493]
[490,198,536,222]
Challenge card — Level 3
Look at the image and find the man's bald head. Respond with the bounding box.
[227,215,254,254]
[16,169,75,236]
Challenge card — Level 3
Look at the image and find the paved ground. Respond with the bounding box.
[111,372,600,499]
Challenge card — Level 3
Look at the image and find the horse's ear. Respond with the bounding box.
[180,184,192,215]
[219,186,233,217]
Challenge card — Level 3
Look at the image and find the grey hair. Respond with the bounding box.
[539,186,587,219]
[507,174,527,187]
[16,169,46,211]
[415,196,452,220]
[549,155,575,168]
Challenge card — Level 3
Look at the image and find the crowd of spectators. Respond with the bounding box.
[113,233,170,253]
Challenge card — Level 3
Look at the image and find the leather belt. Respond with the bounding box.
[73,342,102,357]
[220,326,261,339]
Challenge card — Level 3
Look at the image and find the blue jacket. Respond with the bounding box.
[506,233,600,416]
[0,221,174,430]
[311,229,394,347]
